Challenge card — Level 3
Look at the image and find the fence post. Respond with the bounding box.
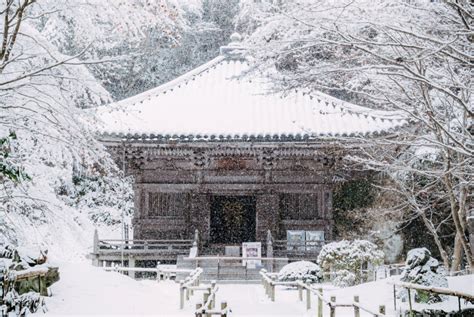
[270,276,276,302]
[298,281,303,301]
[221,301,228,317]
[407,288,413,317]
[330,296,336,317]
[179,281,185,309]
[318,288,323,317]
[211,281,217,309]
[379,305,386,315]
[306,285,311,310]
[195,303,202,317]
[354,295,360,317]
[393,284,397,311]
[203,292,210,317]
[186,283,190,301]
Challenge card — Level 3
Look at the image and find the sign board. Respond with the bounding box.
[242,242,261,268]
[306,231,325,250]
[287,230,306,251]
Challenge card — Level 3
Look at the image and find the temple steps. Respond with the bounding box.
[176,255,287,282]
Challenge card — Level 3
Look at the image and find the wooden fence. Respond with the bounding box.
[179,268,204,309]
[390,281,474,316]
[194,282,229,317]
[260,269,386,317]
[178,269,229,316]
[96,239,194,254]
[103,263,194,280]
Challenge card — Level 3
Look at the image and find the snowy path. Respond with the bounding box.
[37,262,473,316]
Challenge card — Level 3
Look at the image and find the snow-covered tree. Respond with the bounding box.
[244,0,473,272]
[0,0,134,254]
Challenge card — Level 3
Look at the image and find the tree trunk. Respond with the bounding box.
[450,233,463,274]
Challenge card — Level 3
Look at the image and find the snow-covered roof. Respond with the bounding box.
[96,34,406,142]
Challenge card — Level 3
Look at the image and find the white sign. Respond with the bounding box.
[287,230,306,251]
[306,231,325,250]
[242,242,261,268]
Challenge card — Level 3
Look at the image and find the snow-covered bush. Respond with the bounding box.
[317,240,384,283]
[278,261,322,284]
[332,270,357,288]
[398,248,447,303]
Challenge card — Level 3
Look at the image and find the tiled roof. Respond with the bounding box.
[96,36,406,142]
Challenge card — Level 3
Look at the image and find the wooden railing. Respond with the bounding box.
[260,269,386,317]
[194,282,229,317]
[179,268,203,309]
[103,264,193,281]
[390,281,474,316]
[177,269,229,316]
[97,239,193,254]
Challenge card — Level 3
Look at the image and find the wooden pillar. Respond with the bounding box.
[266,230,273,258]
[256,194,279,241]
[191,193,210,245]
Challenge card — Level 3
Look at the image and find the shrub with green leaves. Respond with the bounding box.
[317,240,384,283]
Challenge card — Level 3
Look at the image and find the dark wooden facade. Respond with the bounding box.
[104,140,347,250]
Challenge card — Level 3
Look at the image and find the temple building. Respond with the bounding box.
[96,34,405,257]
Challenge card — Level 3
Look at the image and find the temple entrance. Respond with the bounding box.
[210,195,256,244]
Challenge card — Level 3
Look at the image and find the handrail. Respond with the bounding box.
[389,281,474,301]
[100,239,193,243]
[179,268,204,309]
[261,269,386,316]
[183,256,288,261]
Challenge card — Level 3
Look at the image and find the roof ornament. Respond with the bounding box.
[220,32,247,60]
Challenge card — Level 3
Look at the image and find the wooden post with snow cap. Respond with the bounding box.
[298,280,303,301]
[305,283,311,310]
[354,296,360,317]
[195,303,202,317]
[211,281,217,309]
[317,288,323,317]
[203,292,210,317]
[330,296,336,317]
[270,275,276,301]
[221,301,228,317]
[179,281,185,309]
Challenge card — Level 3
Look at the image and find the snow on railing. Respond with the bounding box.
[389,280,474,315]
[103,263,194,281]
[260,269,386,317]
[177,269,229,316]
[179,267,203,309]
[194,281,229,317]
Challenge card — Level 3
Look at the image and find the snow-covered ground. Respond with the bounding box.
[36,261,474,316]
